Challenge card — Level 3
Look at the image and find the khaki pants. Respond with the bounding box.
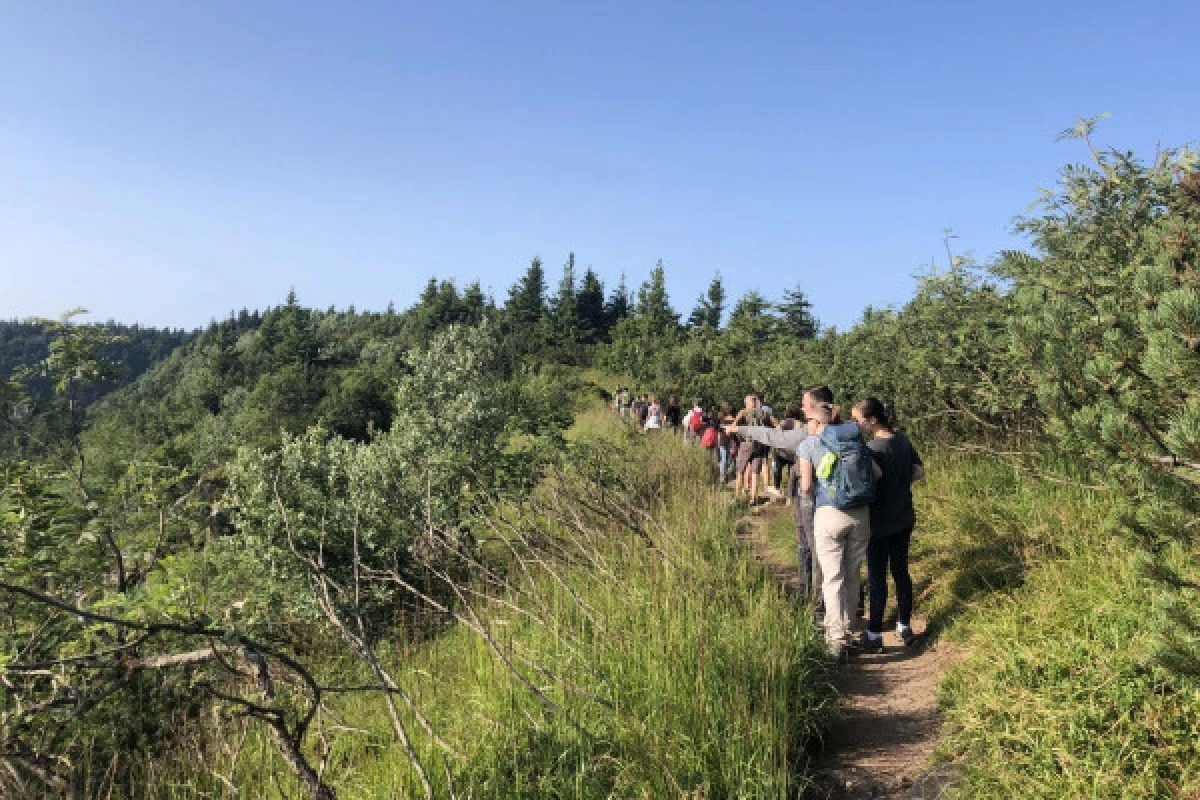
[814,505,871,644]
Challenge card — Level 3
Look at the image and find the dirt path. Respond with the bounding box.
[740,505,962,799]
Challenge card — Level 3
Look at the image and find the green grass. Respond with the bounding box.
[912,452,1200,798]
[134,420,834,798]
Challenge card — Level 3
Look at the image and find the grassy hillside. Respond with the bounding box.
[108,418,834,798]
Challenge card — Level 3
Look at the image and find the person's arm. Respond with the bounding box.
[911,445,925,483]
[727,425,808,452]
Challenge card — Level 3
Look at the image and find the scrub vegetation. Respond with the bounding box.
[2,121,1199,796]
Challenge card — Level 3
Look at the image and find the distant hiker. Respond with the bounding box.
[638,395,650,426]
[617,387,631,417]
[796,385,881,658]
[683,398,705,445]
[716,401,735,483]
[644,396,663,432]
[728,404,822,608]
[699,406,719,451]
[854,397,925,650]
[732,393,775,505]
[664,395,682,434]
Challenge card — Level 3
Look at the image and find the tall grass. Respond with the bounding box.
[129,418,833,798]
[913,452,1200,797]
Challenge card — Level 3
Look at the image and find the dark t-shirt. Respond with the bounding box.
[867,432,922,537]
[665,403,682,427]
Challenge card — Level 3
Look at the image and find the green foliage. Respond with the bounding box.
[996,137,1200,675]
[912,452,1200,797]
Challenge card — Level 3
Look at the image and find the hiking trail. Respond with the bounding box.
[739,503,962,799]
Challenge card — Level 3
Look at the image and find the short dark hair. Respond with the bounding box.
[803,385,834,406]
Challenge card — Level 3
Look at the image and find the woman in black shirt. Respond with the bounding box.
[853,397,925,649]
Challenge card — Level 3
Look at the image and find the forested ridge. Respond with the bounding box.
[2,125,1199,797]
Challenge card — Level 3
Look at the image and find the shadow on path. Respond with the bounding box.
[738,503,964,799]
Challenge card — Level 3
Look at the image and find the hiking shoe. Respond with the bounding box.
[858,632,884,653]
[898,625,917,647]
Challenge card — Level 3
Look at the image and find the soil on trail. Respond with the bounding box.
[740,504,962,799]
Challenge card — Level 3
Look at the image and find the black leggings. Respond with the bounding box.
[866,528,913,634]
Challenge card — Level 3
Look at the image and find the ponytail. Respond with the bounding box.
[854,397,895,431]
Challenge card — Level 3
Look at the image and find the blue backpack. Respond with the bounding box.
[815,422,877,510]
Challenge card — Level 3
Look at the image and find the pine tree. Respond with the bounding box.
[687,273,725,330]
[727,290,777,342]
[576,267,607,344]
[461,281,488,326]
[604,273,631,330]
[506,257,547,330]
[548,253,581,359]
[634,260,680,333]
[997,123,1200,680]
[776,284,818,339]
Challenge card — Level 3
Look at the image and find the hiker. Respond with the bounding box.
[644,396,663,432]
[617,387,631,417]
[638,395,650,426]
[769,404,802,499]
[732,393,775,505]
[853,397,925,650]
[682,398,705,445]
[699,405,720,455]
[727,405,823,609]
[716,401,735,482]
[664,395,682,434]
[795,385,881,657]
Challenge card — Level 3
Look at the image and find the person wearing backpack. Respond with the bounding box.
[683,399,705,445]
[853,397,925,651]
[728,403,823,609]
[796,385,881,657]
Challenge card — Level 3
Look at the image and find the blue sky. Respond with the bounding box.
[2,1,1198,331]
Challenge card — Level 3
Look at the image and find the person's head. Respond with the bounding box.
[719,401,733,417]
[743,393,757,410]
[784,403,803,421]
[853,397,895,434]
[668,394,677,405]
[801,385,836,425]
[693,398,702,408]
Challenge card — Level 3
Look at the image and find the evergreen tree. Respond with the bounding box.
[506,257,547,330]
[687,273,725,330]
[727,290,777,342]
[548,253,582,359]
[634,260,680,333]
[461,280,488,326]
[576,267,607,344]
[604,273,631,330]
[776,284,818,339]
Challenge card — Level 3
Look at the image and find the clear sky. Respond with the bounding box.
[2,1,1198,331]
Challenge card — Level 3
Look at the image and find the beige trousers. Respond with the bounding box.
[813,505,871,644]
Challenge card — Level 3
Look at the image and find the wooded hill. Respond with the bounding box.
[1,121,1198,797]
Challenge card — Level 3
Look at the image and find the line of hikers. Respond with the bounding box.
[612,385,924,659]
